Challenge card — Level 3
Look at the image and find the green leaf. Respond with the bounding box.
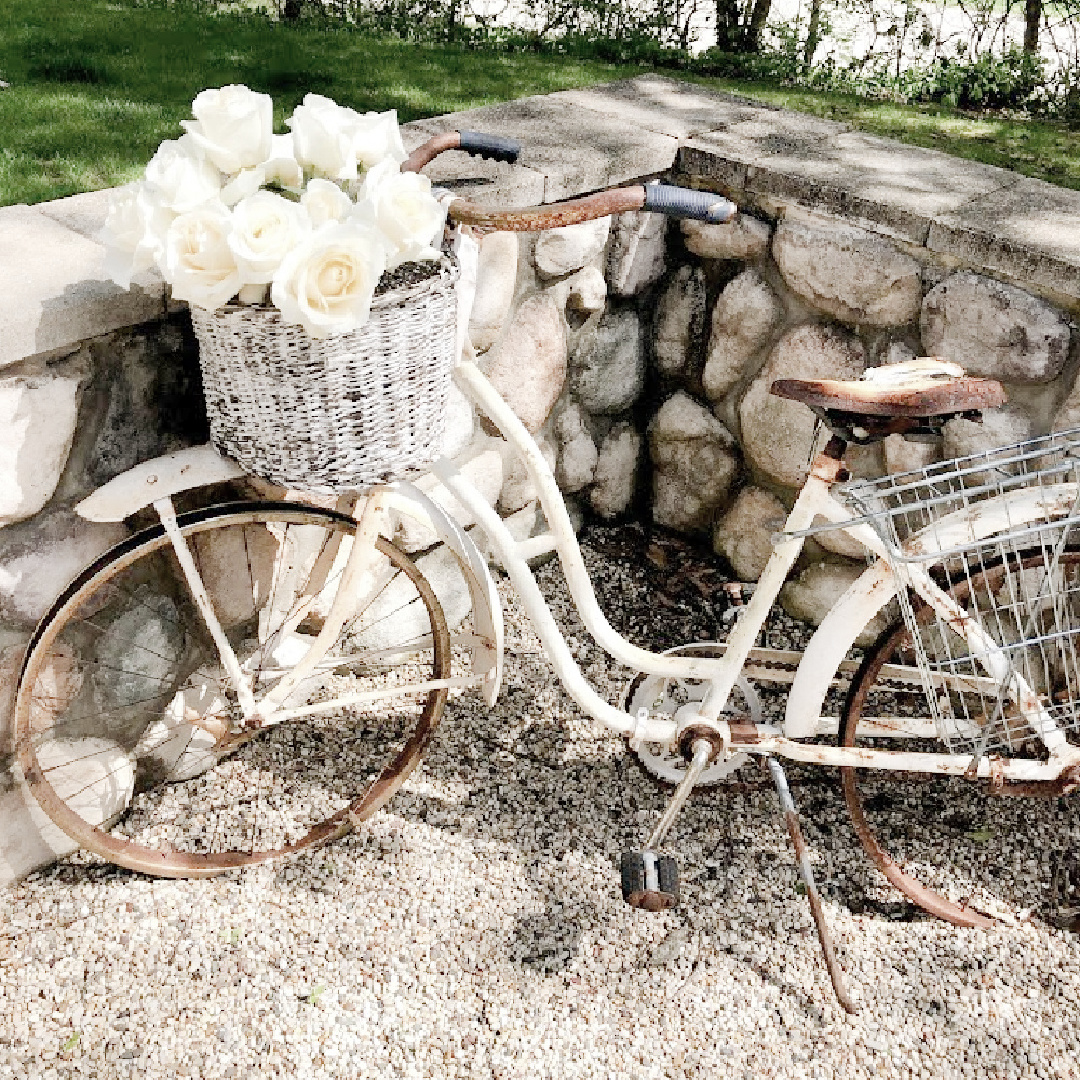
[306,984,325,1006]
[61,1031,81,1052]
[967,827,994,842]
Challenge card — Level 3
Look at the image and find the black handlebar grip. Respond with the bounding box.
[643,185,737,224]
[457,131,522,164]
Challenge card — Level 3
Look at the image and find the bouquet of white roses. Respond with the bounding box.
[102,84,447,339]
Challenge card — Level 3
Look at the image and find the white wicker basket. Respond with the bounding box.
[190,257,459,494]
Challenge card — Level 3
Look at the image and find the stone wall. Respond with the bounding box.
[1,74,1079,882]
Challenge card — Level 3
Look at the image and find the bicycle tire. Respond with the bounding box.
[839,545,1080,926]
[15,501,451,878]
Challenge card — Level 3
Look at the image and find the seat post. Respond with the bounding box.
[822,433,849,463]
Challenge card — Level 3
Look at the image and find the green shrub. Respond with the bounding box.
[904,48,1045,110]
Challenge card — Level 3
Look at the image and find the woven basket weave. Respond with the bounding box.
[190,258,459,493]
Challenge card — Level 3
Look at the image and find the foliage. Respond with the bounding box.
[901,47,1046,110]
[1,0,1078,208]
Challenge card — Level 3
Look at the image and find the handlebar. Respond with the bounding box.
[445,184,736,232]
[402,130,737,232]
[401,130,522,174]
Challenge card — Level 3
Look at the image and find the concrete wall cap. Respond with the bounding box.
[3,74,1077,372]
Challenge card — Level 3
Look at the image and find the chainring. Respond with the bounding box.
[621,643,762,786]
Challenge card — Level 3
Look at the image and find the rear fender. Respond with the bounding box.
[785,559,897,739]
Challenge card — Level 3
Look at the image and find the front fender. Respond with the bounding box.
[75,444,246,522]
[386,480,504,706]
[75,446,505,706]
[784,559,897,738]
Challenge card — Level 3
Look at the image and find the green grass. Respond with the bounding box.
[0,0,1077,206]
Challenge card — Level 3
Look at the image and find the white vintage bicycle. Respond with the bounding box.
[14,133,1080,1011]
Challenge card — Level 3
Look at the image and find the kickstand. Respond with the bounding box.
[764,756,857,1014]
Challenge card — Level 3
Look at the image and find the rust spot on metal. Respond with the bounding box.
[840,623,997,929]
[448,186,647,232]
[727,723,761,744]
[991,763,1080,798]
[678,724,730,760]
[764,757,857,1014]
[401,131,462,174]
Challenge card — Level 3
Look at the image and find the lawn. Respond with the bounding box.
[1,0,1077,206]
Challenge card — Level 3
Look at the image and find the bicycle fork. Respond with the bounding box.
[621,746,857,1014]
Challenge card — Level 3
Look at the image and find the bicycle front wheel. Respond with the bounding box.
[839,546,1080,926]
[15,501,451,877]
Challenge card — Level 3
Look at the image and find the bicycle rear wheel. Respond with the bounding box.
[840,546,1080,925]
[15,501,450,877]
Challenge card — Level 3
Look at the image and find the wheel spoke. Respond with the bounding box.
[15,503,451,877]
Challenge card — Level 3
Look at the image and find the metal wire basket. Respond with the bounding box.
[191,256,459,495]
[839,428,1080,755]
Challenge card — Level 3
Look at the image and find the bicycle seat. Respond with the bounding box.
[771,358,1006,417]
[770,358,1007,443]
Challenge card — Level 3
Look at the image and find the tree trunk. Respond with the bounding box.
[282,0,303,20]
[1023,0,1041,54]
[714,0,743,50]
[803,0,823,68]
[746,0,772,51]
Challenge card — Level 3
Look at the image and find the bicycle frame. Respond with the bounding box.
[444,351,1080,785]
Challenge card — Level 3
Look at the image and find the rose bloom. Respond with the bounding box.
[164,203,242,311]
[181,84,274,175]
[355,160,444,268]
[229,190,311,285]
[288,94,364,181]
[271,222,388,338]
[301,178,354,228]
[221,133,305,207]
[352,110,406,171]
[144,134,222,214]
[101,181,174,289]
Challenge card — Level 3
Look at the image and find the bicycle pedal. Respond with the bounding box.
[620,850,679,912]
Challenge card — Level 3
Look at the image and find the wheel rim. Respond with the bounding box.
[839,547,1080,926]
[15,503,450,877]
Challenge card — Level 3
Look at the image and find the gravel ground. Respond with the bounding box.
[3,523,1080,1079]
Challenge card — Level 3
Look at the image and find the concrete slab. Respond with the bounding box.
[35,187,113,241]
[680,123,1020,244]
[403,93,678,202]
[928,177,1080,303]
[0,206,166,369]
[552,74,770,140]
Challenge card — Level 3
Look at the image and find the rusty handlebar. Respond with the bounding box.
[402,130,737,232]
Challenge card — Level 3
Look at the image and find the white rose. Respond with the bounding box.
[301,178,353,227]
[352,110,406,170]
[163,203,241,310]
[271,222,388,338]
[181,84,273,175]
[220,136,304,206]
[288,94,363,181]
[264,133,304,190]
[100,181,174,289]
[220,165,266,208]
[229,191,311,285]
[144,134,222,213]
[356,160,444,268]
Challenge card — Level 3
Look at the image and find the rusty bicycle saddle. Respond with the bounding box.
[771,357,1007,443]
